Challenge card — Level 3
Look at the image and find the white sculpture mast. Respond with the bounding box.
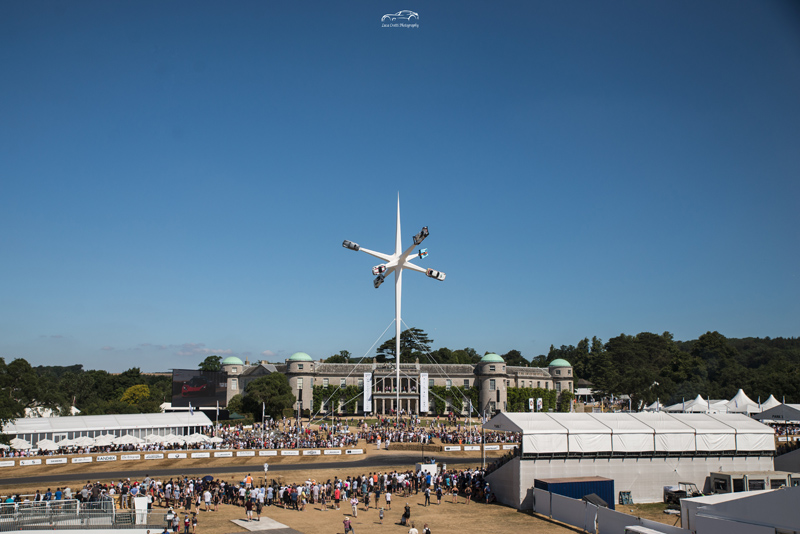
[342,195,446,421]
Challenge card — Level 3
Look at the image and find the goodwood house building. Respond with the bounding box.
[219,353,574,416]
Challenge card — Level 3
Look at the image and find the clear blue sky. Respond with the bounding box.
[1,1,798,373]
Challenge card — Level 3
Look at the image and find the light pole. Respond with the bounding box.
[343,195,446,424]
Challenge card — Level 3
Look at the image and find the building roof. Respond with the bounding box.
[549,358,571,367]
[221,356,244,366]
[480,353,504,363]
[3,412,213,435]
[288,352,313,362]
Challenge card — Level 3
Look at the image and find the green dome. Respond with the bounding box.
[288,352,313,362]
[480,353,505,363]
[221,356,244,366]
[549,358,571,367]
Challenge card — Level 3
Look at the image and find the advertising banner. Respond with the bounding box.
[167,453,187,459]
[502,444,518,450]
[236,451,255,457]
[281,450,299,456]
[345,449,363,455]
[303,450,321,456]
[420,372,429,412]
[484,445,500,451]
[191,452,210,458]
[463,445,480,451]
[171,369,228,408]
[363,373,372,412]
[324,449,342,455]
[21,459,42,466]
[214,451,233,458]
[71,457,91,464]
[97,455,117,462]
[0,461,14,467]
[46,458,67,465]
[443,445,461,451]
[121,454,141,461]
[259,450,278,456]
[145,453,164,460]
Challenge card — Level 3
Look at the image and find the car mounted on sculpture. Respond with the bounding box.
[181,376,214,397]
[374,273,386,288]
[372,264,387,275]
[426,268,445,281]
[381,10,419,22]
[342,240,360,251]
[412,226,429,245]
[418,248,428,259]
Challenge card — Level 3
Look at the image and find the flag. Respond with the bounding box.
[216,401,219,417]
[189,403,194,416]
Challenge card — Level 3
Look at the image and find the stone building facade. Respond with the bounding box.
[220,352,573,416]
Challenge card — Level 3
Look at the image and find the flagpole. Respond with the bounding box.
[215,401,219,437]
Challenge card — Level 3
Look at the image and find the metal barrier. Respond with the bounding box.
[0,499,164,531]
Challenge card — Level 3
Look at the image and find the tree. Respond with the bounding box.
[242,374,295,420]
[120,384,150,405]
[376,328,432,363]
[198,356,222,372]
[502,350,529,367]
[325,350,351,363]
[227,394,244,414]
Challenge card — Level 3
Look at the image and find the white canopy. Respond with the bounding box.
[632,412,696,452]
[644,400,662,412]
[144,434,165,443]
[761,395,781,410]
[113,434,143,445]
[708,413,775,451]
[161,433,185,445]
[93,434,117,447]
[726,389,760,414]
[594,412,655,452]
[183,433,209,444]
[10,437,31,450]
[35,438,60,451]
[209,436,224,444]
[72,436,96,447]
[677,413,736,450]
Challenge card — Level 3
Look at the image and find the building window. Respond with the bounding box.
[568,369,572,376]
[464,379,470,388]
[489,365,495,371]
[340,378,346,387]
[506,380,510,387]
[537,381,541,388]
[490,401,496,412]
[555,369,561,375]
[429,378,434,387]
[231,378,238,391]
[358,378,364,389]
[446,379,452,390]
[545,382,549,390]
[323,378,329,388]
[489,379,496,391]
[556,382,561,392]
[298,364,303,370]
[231,367,237,373]
[297,378,303,390]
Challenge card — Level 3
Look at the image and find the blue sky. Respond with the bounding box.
[1,1,798,373]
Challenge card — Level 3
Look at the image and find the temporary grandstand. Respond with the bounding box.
[2,412,213,448]
[484,412,775,508]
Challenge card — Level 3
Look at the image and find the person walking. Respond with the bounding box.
[424,487,430,506]
[408,522,419,534]
[343,516,354,534]
[385,490,391,510]
[350,495,359,517]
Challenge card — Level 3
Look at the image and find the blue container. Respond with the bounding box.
[533,477,615,510]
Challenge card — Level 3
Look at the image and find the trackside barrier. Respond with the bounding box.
[0,499,164,531]
[534,490,689,534]
[0,443,519,470]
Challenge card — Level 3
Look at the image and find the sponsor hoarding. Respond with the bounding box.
[71,457,91,464]
[46,458,67,465]
[443,445,461,451]
[363,373,372,412]
[214,451,233,458]
[145,453,164,460]
[259,450,278,456]
[191,452,210,458]
[168,453,187,459]
[304,450,321,456]
[121,454,141,461]
[345,449,363,455]
[237,451,255,457]
[420,372,429,412]
[281,450,299,456]
[0,461,14,467]
[324,449,342,455]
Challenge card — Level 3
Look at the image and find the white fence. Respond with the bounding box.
[534,489,690,534]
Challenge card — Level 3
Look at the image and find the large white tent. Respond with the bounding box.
[2,412,213,448]
[760,395,781,411]
[726,389,760,414]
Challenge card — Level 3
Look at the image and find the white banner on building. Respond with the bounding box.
[363,372,372,412]
[420,372,429,412]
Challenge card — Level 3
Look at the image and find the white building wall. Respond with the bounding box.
[492,455,774,509]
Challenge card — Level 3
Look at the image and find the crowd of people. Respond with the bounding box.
[8,415,520,458]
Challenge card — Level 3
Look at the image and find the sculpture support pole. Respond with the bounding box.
[394,195,402,423]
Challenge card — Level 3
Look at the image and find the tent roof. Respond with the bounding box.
[589,413,654,434]
[630,412,695,433]
[672,413,735,433]
[761,395,781,410]
[487,412,567,434]
[3,412,213,435]
[708,414,774,435]
[754,404,800,423]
